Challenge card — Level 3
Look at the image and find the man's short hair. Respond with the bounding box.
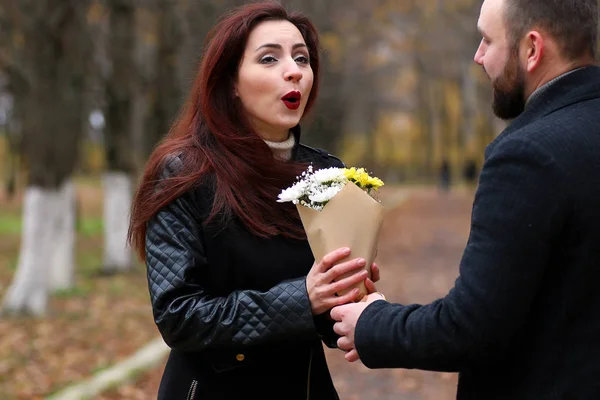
[504,0,598,60]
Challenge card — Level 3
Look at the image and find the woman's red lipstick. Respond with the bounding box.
[281,91,301,110]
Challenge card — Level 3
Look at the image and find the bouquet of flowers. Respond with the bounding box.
[278,165,385,299]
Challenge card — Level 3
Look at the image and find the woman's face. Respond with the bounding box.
[235,20,314,142]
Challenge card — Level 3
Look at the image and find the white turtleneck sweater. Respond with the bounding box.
[263,132,295,161]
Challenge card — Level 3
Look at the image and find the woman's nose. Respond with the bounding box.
[284,63,303,82]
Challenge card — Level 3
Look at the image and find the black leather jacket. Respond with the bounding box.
[145,128,345,399]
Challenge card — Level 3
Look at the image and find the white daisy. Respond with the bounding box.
[312,167,347,184]
[277,180,307,203]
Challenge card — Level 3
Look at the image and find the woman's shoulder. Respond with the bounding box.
[160,153,185,179]
[296,143,345,168]
[159,153,216,203]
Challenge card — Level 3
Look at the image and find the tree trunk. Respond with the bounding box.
[102,0,136,273]
[144,0,184,159]
[2,188,54,316]
[1,0,89,316]
[49,180,76,291]
[102,172,132,271]
[3,179,76,315]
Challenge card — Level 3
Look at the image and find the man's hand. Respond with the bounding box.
[330,292,386,362]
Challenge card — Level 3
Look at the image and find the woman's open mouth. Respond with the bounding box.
[281,91,301,110]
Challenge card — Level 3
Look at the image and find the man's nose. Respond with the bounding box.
[474,43,484,65]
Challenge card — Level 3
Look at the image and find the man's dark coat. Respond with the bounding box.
[356,66,600,399]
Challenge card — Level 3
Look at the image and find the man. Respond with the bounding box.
[331,0,600,398]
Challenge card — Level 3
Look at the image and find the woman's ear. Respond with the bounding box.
[232,78,240,98]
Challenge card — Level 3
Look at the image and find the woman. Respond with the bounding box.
[127,2,379,399]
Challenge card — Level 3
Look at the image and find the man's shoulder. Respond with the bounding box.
[297,143,345,168]
[517,107,598,153]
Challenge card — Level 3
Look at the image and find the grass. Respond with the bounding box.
[53,285,94,299]
[0,213,21,235]
[0,213,104,237]
[78,217,104,237]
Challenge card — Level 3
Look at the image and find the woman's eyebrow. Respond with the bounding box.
[255,43,307,52]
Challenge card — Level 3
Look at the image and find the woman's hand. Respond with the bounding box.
[306,247,368,315]
[364,262,380,294]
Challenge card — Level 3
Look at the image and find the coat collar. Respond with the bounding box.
[487,65,600,156]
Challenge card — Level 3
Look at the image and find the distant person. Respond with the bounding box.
[331,0,600,398]
[439,159,451,192]
[127,2,379,399]
[462,158,478,186]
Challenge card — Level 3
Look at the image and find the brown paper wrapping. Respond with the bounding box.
[296,181,384,300]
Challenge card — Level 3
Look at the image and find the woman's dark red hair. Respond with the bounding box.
[128,1,321,261]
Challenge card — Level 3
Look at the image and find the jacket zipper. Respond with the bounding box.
[306,348,313,400]
[186,379,198,400]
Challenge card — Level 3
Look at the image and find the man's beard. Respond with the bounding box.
[491,52,526,120]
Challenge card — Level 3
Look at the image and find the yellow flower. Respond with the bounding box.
[343,167,359,180]
[343,167,384,192]
[367,176,384,191]
[357,172,370,187]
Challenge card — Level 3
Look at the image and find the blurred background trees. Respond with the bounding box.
[0,0,533,316]
[1,0,502,181]
[0,0,92,315]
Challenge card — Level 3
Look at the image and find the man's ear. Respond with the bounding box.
[523,30,544,73]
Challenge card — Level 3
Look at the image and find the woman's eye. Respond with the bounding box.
[294,55,309,64]
[259,55,278,64]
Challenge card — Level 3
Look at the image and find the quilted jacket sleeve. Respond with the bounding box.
[145,188,319,352]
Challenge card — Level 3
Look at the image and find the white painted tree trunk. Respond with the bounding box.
[102,172,133,272]
[2,187,57,316]
[49,180,76,291]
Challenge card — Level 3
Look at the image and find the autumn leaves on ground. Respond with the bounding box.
[0,181,475,399]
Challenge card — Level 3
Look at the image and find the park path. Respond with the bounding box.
[323,187,474,400]
[98,186,475,400]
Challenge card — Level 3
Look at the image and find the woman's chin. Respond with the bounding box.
[279,116,303,130]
